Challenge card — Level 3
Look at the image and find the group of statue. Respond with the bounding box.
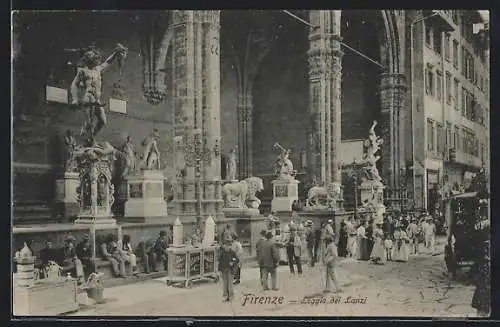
[361,120,383,183]
[273,142,296,179]
[61,42,162,178]
[63,128,162,177]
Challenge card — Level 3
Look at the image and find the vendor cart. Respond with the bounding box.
[443,191,489,278]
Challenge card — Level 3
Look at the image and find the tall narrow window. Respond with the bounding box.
[461,46,467,76]
[446,122,452,149]
[427,119,434,152]
[454,79,460,110]
[425,67,434,96]
[454,126,460,151]
[444,34,451,61]
[452,40,459,68]
[461,87,467,116]
[445,72,452,104]
[436,71,443,101]
[437,123,445,154]
[425,23,432,47]
[433,30,442,55]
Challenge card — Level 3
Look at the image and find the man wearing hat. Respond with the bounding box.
[218,238,239,302]
[76,234,96,278]
[61,234,84,279]
[284,225,303,275]
[423,216,436,253]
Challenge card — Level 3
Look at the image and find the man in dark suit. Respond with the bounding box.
[258,231,280,291]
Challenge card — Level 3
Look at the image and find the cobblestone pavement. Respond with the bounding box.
[69,240,479,318]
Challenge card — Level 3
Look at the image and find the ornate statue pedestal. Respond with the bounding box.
[73,142,117,226]
[123,170,167,222]
[360,180,386,224]
[54,172,80,221]
[271,177,300,212]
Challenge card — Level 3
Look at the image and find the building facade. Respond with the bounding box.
[11,10,490,224]
[408,10,489,212]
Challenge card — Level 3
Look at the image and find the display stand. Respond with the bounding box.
[13,278,78,315]
[165,245,220,288]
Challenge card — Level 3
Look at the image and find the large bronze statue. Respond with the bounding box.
[68,43,128,146]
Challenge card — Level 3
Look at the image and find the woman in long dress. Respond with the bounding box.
[370,223,386,264]
[392,225,410,262]
[338,221,348,257]
[356,221,368,260]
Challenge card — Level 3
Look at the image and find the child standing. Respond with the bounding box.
[323,236,342,293]
[384,236,393,261]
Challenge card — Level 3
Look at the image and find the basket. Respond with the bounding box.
[83,273,104,303]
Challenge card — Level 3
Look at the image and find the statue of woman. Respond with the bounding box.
[226,147,238,181]
[141,129,161,170]
[121,135,136,177]
[273,143,295,178]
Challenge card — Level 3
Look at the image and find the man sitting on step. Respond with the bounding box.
[100,234,127,278]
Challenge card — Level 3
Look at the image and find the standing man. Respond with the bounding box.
[218,239,239,302]
[426,217,437,254]
[406,218,420,254]
[285,226,303,275]
[256,229,267,280]
[259,231,280,291]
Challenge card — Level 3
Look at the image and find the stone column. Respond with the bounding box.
[379,73,406,192]
[307,10,343,191]
[237,93,253,179]
[171,10,223,221]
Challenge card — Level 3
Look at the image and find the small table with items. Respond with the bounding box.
[165,245,220,288]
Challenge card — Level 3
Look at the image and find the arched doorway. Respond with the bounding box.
[220,10,309,202]
[339,10,406,208]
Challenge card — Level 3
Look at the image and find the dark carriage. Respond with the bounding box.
[443,191,489,279]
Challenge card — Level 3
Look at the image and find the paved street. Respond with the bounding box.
[69,240,479,318]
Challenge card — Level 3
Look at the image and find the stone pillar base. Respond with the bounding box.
[271,178,300,212]
[123,170,168,221]
[222,208,260,218]
[54,172,79,220]
[360,180,386,224]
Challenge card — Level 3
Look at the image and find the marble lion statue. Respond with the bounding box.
[306,186,329,207]
[222,177,264,208]
[306,184,341,207]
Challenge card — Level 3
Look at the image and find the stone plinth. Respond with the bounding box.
[271,178,300,212]
[54,172,80,221]
[123,170,167,222]
[222,207,260,219]
[360,180,386,224]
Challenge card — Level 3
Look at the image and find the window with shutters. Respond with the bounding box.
[454,78,460,110]
[454,126,460,152]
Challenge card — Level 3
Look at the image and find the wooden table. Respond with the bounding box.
[165,245,220,288]
[13,278,78,316]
